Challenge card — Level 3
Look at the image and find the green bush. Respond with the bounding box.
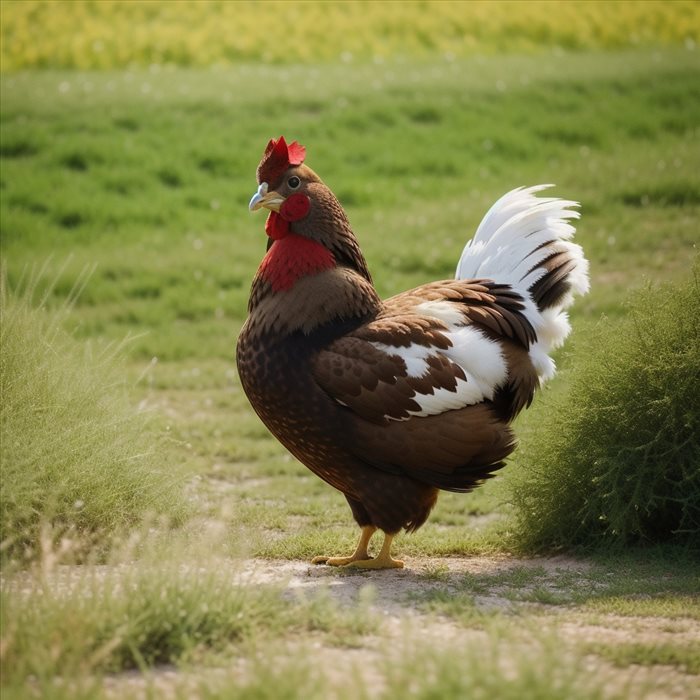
[0,268,185,562]
[510,262,700,550]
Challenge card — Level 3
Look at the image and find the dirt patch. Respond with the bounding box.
[238,554,590,610]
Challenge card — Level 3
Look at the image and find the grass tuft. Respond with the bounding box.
[586,640,700,675]
[509,262,700,550]
[0,562,286,684]
[0,267,185,563]
[583,594,700,620]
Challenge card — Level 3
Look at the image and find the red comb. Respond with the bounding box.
[256,136,306,185]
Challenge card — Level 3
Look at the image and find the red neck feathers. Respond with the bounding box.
[258,234,336,292]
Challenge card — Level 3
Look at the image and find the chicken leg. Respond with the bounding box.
[312,528,404,569]
[345,533,404,569]
[312,525,376,566]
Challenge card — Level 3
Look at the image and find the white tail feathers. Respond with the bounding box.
[456,185,590,383]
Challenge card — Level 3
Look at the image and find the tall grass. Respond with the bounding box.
[509,262,700,550]
[0,267,185,562]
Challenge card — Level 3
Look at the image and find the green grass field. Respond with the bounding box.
[2,2,700,697]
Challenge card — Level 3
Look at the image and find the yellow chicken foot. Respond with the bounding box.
[345,533,404,570]
[312,525,376,566]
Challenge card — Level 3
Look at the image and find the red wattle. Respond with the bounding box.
[265,194,310,240]
[265,211,290,240]
[258,234,335,292]
[280,193,310,222]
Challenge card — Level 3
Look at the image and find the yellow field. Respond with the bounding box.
[2,0,698,70]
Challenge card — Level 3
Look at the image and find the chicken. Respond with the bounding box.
[236,136,589,569]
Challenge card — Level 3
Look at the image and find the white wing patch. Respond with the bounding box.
[370,341,433,378]
[441,326,508,397]
[369,326,507,420]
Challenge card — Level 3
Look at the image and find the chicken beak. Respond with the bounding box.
[249,182,285,212]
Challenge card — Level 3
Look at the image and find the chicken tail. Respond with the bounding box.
[455,185,590,383]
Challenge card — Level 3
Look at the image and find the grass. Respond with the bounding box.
[377,639,625,700]
[0,559,375,700]
[2,1,698,70]
[0,506,381,686]
[411,551,700,619]
[585,641,700,675]
[583,595,700,620]
[1,557,641,700]
[508,266,700,550]
[1,565,281,679]
[0,267,186,563]
[190,640,633,700]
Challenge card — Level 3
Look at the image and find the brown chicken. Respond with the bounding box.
[236,136,589,569]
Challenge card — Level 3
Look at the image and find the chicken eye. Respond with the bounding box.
[287,175,301,189]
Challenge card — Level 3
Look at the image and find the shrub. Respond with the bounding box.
[509,262,700,550]
[0,268,185,562]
